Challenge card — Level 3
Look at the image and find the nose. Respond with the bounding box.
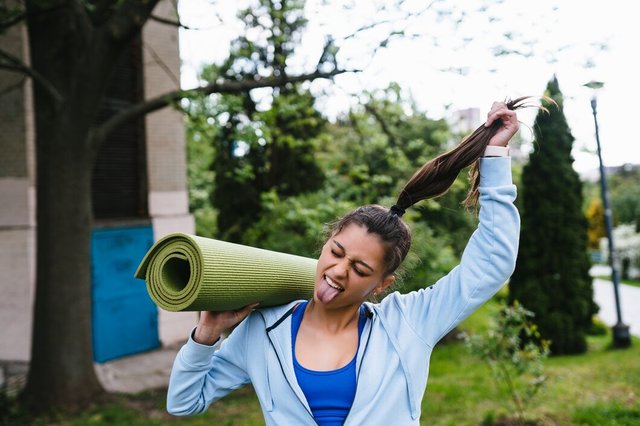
[333,257,350,278]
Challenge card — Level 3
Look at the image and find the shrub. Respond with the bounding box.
[461,300,550,424]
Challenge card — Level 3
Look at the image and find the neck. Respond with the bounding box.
[304,299,361,333]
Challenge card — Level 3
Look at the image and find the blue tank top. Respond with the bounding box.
[291,301,366,425]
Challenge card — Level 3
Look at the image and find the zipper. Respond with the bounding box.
[343,307,374,425]
[266,334,317,424]
[265,309,318,424]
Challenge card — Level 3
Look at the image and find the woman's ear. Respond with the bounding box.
[375,275,395,295]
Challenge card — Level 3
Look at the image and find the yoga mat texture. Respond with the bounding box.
[134,233,317,312]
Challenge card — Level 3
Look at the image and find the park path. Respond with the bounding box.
[593,278,640,337]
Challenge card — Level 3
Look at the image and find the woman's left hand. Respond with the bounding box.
[484,101,519,147]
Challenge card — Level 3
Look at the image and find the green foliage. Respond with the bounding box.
[320,84,450,205]
[209,0,308,81]
[204,87,326,243]
[243,189,355,257]
[509,76,598,355]
[583,166,640,233]
[186,0,328,243]
[185,100,218,237]
[587,315,609,336]
[573,402,640,425]
[462,301,551,424]
[609,166,640,230]
[259,90,326,196]
[320,84,476,255]
[208,93,265,242]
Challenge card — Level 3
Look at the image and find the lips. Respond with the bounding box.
[325,275,344,292]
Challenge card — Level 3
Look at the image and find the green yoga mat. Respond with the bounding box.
[134,233,317,312]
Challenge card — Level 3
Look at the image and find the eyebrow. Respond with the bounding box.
[332,240,375,272]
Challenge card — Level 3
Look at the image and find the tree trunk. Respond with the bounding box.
[20,1,144,412]
[23,117,104,410]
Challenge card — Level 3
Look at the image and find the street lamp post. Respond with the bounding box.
[585,81,631,348]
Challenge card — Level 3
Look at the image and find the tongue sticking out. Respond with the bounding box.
[317,278,341,304]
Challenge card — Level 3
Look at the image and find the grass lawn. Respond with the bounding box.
[3,297,639,425]
[423,300,640,425]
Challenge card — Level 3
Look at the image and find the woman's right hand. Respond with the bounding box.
[193,303,259,345]
[484,101,519,147]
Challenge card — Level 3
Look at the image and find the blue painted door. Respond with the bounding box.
[91,225,159,362]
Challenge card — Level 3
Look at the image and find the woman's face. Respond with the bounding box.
[314,223,394,308]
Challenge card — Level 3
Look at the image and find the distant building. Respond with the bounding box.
[449,107,481,135]
[579,163,640,182]
[0,0,195,363]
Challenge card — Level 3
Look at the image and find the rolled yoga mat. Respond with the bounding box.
[134,233,317,312]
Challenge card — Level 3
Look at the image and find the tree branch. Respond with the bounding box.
[340,0,437,41]
[348,110,367,146]
[364,103,398,147]
[0,10,26,31]
[325,1,436,72]
[316,36,338,71]
[84,0,116,26]
[106,0,160,42]
[92,67,357,149]
[149,13,194,30]
[0,48,63,105]
[0,75,26,97]
[2,4,71,32]
[143,42,180,86]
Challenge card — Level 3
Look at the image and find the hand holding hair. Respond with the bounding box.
[485,101,520,147]
[393,97,550,213]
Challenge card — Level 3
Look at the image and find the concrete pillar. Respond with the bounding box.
[0,23,36,361]
[142,0,198,344]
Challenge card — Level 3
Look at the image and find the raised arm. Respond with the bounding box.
[380,102,521,346]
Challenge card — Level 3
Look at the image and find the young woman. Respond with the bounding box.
[167,100,523,425]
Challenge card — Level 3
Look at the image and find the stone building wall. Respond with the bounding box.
[0,0,195,362]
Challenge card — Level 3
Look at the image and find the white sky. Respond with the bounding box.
[177,0,640,174]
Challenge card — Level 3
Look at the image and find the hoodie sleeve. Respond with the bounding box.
[382,157,520,347]
[166,315,253,416]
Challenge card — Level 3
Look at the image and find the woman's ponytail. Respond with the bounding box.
[394,96,550,213]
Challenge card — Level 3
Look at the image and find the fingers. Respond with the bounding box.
[199,303,259,328]
[484,101,510,127]
[235,302,260,322]
[484,100,520,147]
[491,109,518,130]
[194,303,259,345]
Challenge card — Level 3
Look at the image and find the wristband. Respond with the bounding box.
[483,145,510,157]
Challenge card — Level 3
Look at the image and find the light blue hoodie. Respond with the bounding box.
[167,157,520,425]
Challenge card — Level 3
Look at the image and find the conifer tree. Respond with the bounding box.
[508,76,598,354]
